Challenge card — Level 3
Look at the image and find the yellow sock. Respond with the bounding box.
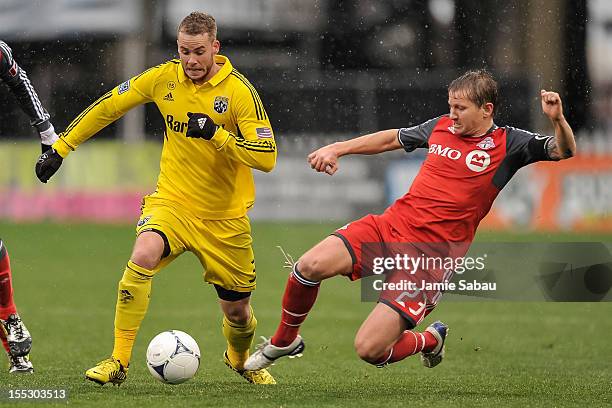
[112,260,154,366]
[222,306,257,371]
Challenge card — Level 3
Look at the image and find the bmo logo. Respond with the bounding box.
[428,144,461,160]
[465,150,490,172]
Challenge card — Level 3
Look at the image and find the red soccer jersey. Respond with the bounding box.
[383,115,555,243]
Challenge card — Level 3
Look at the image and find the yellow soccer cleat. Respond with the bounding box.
[85,357,129,386]
[223,352,276,385]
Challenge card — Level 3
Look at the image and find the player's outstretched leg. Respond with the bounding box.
[244,262,317,371]
[0,240,32,358]
[245,236,352,371]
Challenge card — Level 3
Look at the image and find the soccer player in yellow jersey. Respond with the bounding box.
[35,12,277,385]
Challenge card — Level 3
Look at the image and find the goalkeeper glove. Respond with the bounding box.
[35,148,63,183]
[186,112,218,140]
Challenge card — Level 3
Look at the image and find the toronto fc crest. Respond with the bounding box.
[214,96,229,114]
[477,136,496,150]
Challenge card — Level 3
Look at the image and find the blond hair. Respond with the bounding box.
[178,11,217,39]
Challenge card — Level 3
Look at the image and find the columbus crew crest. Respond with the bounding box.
[214,96,229,114]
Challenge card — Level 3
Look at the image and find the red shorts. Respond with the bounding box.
[333,214,450,327]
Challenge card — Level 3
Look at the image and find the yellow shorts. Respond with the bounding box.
[136,196,256,292]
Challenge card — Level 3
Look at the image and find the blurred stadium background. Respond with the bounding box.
[0,1,611,406]
[0,0,610,230]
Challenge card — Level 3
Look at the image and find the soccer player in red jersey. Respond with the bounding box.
[0,40,59,373]
[245,70,576,371]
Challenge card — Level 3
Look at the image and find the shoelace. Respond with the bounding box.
[254,336,271,352]
[276,246,295,270]
[96,359,122,373]
[6,316,25,339]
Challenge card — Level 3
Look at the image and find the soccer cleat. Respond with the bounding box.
[223,352,276,384]
[0,313,32,357]
[421,321,448,368]
[8,354,34,374]
[244,335,305,371]
[85,357,129,386]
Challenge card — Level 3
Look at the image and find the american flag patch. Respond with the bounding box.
[256,127,273,138]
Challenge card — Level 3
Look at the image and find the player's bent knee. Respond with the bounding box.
[130,252,161,271]
[130,232,165,270]
[354,337,388,364]
[297,236,353,281]
[298,253,345,281]
[130,246,161,270]
[296,256,326,281]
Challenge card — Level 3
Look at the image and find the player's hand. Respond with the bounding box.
[186,112,218,140]
[308,144,340,175]
[35,148,63,183]
[41,143,52,153]
[540,90,564,121]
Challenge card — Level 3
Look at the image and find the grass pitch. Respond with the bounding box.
[0,222,610,407]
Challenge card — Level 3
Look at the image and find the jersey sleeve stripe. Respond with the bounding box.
[0,41,13,63]
[234,143,275,153]
[240,140,275,149]
[230,70,267,121]
[236,71,268,121]
[229,133,275,152]
[231,133,275,148]
[18,69,48,123]
[62,90,113,136]
[231,72,263,120]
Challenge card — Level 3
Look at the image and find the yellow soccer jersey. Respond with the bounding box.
[52,55,276,219]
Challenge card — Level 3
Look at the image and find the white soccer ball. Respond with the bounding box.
[146,330,201,384]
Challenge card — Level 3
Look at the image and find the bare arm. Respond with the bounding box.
[541,89,576,160]
[307,129,402,175]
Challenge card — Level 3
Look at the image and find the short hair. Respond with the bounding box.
[448,70,498,115]
[178,11,217,39]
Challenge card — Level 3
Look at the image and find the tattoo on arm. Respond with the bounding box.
[546,137,574,160]
[546,138,561,160]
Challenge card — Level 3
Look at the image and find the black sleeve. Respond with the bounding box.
[506,126,556,165]
[0,41,51,131]
[397,115,443,152]
[492,126,556,190]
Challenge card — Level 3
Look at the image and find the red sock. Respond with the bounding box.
[0,243,17,320]
[378,330,438,365]
[0,329,8,355]
[271,264,320,347]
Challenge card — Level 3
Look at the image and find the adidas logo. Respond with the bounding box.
[119,289,134,304]
[198,117,207,129]
[163,92,174,101]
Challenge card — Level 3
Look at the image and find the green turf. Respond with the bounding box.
[0,222,610,407]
